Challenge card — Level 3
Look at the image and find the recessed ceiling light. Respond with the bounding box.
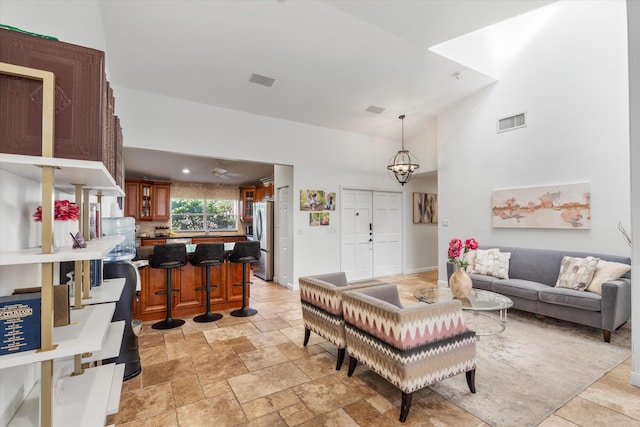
[249,73,276,88]
[366,105,386,114]
[182,168,190,174]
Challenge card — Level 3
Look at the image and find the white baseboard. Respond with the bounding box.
[631,370,640,387]
[404,266,438,274]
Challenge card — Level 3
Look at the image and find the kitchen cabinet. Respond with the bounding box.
[0,29,123,186]
[153,182,171,221]
[124,179,171,222]
[141,239,166,247]
[254,182,274,202]
[239,186,255,222]
[124,180,139,218]
[136,255,245,320]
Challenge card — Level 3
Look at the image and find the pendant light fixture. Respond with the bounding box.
[387,114,419,185]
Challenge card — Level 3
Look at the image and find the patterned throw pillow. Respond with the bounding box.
[471,250,511,279]
[555,256,600,291]
[586,260,631,295]
[465,248,500,273]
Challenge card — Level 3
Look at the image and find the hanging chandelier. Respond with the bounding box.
[387,114,419,185]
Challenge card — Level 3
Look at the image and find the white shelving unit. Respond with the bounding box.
[0,150,127,426]
[8,362,124,427]
[75,278,126,306]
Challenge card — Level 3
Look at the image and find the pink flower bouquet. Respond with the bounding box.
[33,200,80,222]
[447,237,479,267]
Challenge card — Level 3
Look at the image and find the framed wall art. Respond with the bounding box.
[413,192,438,224]
[492,183,591,229]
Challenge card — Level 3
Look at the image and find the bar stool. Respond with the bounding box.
[229,241,261,317]
[150,243,188,330]
[190,243,225,323]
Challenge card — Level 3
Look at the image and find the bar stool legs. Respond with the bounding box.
[152,268,185,330]
[194,264,223,323]
[231,262,257,317]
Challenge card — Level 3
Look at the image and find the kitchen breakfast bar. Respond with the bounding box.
[133,238,250,321]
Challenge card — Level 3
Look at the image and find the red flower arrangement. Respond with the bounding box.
[447,237,479,267]
[33,200,80,222]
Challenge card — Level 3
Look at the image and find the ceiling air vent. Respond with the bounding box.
[497,112,526,133]
[249,73,276,88]
[366,105,385,114]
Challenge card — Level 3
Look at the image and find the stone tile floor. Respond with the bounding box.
[107,272,639,426]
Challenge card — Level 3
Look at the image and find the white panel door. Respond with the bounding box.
[277,186,291,287]
[373,192,402,277]
[341,189,373,281]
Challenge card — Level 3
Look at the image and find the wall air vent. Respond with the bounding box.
[497,112,526,133]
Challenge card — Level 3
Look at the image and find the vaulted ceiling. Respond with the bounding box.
[97,0,554,183]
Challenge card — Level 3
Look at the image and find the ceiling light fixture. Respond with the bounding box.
[387,114,419,186]
[182,168,190,174]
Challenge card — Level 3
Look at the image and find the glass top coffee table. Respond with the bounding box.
[414,287,514,336]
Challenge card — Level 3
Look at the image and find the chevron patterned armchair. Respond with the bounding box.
[298,272,385,370]
[342,284,477,423]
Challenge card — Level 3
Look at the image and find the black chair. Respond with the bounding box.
[229,241,261,317]
[102,261,142,380]
[150,243,188,330]
[189,243,225,323]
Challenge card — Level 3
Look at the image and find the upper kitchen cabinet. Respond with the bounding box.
[0,28,124,187]
[125,179,171,222]
[239,186,255,222]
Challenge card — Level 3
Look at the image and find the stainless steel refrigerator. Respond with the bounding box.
[253,200,274,281]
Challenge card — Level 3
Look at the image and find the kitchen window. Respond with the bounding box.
[171,198,238,232]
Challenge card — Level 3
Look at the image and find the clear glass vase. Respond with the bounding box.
[53,220,79,251]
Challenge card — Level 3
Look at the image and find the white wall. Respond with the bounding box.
[437,1,631,281]
[627,0,639,387]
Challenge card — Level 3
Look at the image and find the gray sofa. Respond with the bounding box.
[447,246,631,342]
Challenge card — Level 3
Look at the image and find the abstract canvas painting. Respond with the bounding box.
[413,192,438,224]
[492,183,591,229]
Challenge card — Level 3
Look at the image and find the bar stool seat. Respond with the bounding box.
[150,243,188,330]
[229,241,261,317]
[189,243,225,323]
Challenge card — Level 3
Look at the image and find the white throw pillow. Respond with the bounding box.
[472,250,511,279]
[586,260,631,295]
[466,248,499,273]
[555,256,600,291]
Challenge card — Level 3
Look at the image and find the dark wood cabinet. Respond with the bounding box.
[141,239,166,247]
[136,256,247,320]
[254,183,274,203]
[0,28,122,184]
[153,183,171,221]
[124,180,139,218]
[240,186,255,222]
[124,179,171,221]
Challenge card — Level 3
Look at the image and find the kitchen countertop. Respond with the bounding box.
[138,234,247,240]
[135,241,238,260]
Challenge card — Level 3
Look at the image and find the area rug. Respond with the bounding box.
[431,309,631,427]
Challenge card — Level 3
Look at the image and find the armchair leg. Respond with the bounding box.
[336,348,346,370]
[466,369,476,393]
[400,391,413,423]
[602,329,611,343]
[347,356,358,376]
[303,327,311,346]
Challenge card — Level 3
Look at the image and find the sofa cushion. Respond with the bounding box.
[469,273,494,290]
[471,251,511,279]
[465,248,499,273]
[539,287,601,312]
[555,256,599,291]
[507,248,565,286]
[491,279,548,301]
[587,260,632,295]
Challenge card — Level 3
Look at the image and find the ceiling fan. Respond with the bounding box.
[210,167,241,179]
